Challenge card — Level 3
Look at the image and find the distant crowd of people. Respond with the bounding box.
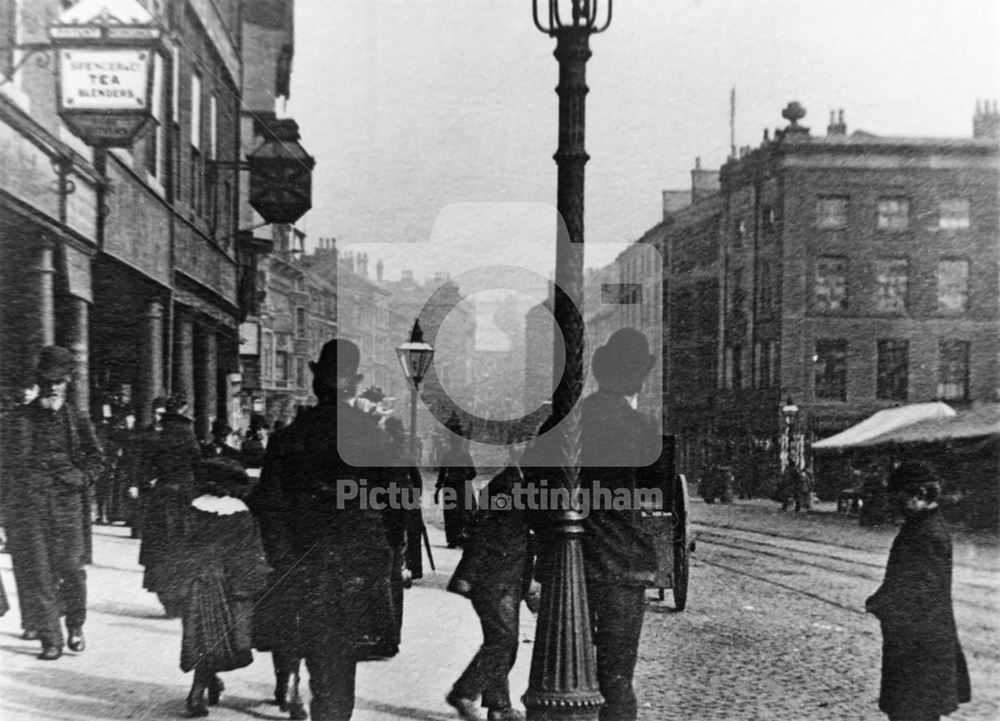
[0,334,973,721]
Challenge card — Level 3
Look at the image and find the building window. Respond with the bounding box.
[190,72,201,150]
[816,196,848,229]
[938,199,970,230]
[761,205,776,232]
[190,73,203,213]
[937,259,969,313]
[877,197,910,232]
[815,256,848,312]
[261,331,274,381]
[733,218,746,248]
[767,340,779,388]
[723,345,742,390]
[814,340,848,401]
[144,53,165,180]
[757,262,775,314]
[296,307,307,338]
[296,357,307,389]
[275,351,290,385]
[729,268,743,315]
[937,341,970,401]
[874,258,909,313]
[208,95,218,161]
[171,45,180,122]
[876,340,909,402]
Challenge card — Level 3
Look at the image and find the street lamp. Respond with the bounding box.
[396,321,434,462]
[781,396,799,471]
[527,2,611,720]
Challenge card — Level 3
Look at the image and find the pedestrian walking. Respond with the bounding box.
[139,394,200,618]
[436,428,476,548]
[1,346,104,660]
[241,414,268,469]
[174,456,271,717]
[446,449,533,721]
[866,461,971,721]
[109,407,144,537]
[578,328,661,721]
[201,419,242,461]
[252,338,402,721]
[384,416,426,583]
[0,377,47,640]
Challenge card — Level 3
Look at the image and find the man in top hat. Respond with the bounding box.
[249,339,403,721]
[2,346,103,660]
[578,328,661,721]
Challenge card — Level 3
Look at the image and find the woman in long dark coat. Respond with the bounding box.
[139,398,201,617]
[175,457,270,717]
[866,461,971,721]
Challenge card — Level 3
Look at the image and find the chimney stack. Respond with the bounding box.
[376,258,384,282]
[690,157,720,203]
[973,99,1000,140]
[401,269,414,282]
[827,108,847,136]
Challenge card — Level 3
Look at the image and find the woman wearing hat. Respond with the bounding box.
[866,461,971,721]
[139,394,201,617]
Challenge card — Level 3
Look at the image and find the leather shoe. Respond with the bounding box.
[207,675,224,705]
[67,628,85,652]
[445,691,482,721]
[186,686,208,717]
[487,709,525,721]
[38,645,63,661]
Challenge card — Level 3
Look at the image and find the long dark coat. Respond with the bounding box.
[250,399,402,661]
[174,498,271,673]
[578,391,661,587]
[867,507,971,719]
[139,413,200,606]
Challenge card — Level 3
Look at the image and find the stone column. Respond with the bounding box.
[194,324,217,441]
[139,301,165,427]
[174,311,195,409]
[36,240,56,346]
[70,297,90,414]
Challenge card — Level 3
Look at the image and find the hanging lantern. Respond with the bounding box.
[247,118,316,225]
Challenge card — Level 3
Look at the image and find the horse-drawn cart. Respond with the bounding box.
[642,436,693,610]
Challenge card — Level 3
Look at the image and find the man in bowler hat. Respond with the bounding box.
[578,328,661,721]
[250,339,403,720]
[2,346,103,659]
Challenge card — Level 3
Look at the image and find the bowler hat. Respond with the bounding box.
[591,328,656,392]
[35,346,75,382]
[310,338,364,386]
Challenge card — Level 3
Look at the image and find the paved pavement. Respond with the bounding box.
[1,493,996,721]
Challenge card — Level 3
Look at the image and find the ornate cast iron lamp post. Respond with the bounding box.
[396,321,435,463]
[526,2,611,720]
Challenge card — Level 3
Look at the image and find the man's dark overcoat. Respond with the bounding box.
[251,399,401,661]
[138,412,200,612]
[436,447,476,546]
[867,507,971,719]
[578,391,661,587]
[2,398,103,644]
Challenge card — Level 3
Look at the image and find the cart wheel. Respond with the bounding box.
[672,540,688,611]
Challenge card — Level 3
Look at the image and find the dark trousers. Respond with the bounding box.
[442,482,472,546]
[589,582,646,721]
[14,491,87,647]
[305,634,358,721]
[404,509,424,577]
[5,520,45,631]
[453,589,520,711]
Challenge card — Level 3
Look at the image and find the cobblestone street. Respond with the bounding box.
[1,494,997,721]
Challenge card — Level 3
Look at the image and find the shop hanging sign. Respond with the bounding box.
[49,0,165,148]
[55,47,154,146]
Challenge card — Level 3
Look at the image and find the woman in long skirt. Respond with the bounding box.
[175,457,270,717]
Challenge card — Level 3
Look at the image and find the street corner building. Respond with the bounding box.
[0,0,314,439]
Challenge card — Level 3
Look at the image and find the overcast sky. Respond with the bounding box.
[286,0,999,281]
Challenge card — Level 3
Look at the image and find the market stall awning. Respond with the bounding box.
[853,404,1000,448]
[813,402,956,450]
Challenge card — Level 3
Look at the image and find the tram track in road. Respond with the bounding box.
[693,525,1000,615]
